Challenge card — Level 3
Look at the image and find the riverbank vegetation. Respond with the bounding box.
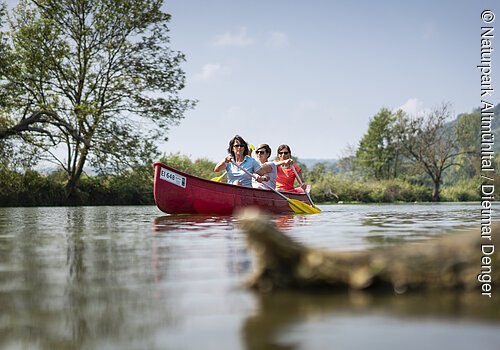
[1,103,499,206]
[0,146,492,206]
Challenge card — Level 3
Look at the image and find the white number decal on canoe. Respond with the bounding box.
[159,167,187,188]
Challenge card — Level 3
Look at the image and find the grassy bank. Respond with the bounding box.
[310,174,480,203]
[0,168,155,206]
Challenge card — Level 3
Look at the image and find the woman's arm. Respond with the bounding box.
[257,163,273,174]
[214,155,231,172]
[254,167,270,182]
[275,158,293,167]
[253,162,272,183]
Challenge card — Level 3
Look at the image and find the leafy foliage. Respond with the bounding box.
[0,0,195,197]
[356,108,401,180]
[0,165,155,206]
[159,153,218,180]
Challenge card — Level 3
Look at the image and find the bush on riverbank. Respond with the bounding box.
[0,169,67,206]
[311,173,436,203]
[0,153,219,207]
[0,168,155,206]
[440,178,481,202]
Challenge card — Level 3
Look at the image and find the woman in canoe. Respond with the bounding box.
[214,135,271,187]
[251,143,275,190]
[275,144,307,193]
[252,143,292,190]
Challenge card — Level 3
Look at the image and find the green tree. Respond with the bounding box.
[356,108,400,180]
[395,104,463,202]
[0,0,195,197]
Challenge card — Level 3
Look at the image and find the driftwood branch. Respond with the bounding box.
[237,209,498,293]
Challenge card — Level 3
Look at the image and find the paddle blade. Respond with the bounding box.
[287,198,321,214]
[211,171,227,182]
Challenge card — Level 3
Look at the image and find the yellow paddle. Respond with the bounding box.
[291,165,321,213]
[249,143,255,155]
[211,171,227,182]
[230,160,319,214]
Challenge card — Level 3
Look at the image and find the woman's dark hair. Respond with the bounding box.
[277,144,291,156]
[228,135,249,158]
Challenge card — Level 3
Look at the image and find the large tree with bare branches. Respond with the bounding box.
[0,0,195,196]
[394,104,465,202]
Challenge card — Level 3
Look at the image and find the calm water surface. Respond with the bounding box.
[0,203,498,349]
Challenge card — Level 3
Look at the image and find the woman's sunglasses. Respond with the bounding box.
[256,150,266,154]
[278,151,289,155]
[233,144,245,148]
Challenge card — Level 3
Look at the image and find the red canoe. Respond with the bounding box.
[153,162,314,215]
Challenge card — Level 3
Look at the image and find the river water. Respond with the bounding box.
[0,203,498,349]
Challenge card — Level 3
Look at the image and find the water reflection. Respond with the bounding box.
[152,213,309,233]
[0,207,178,349]
[274,214,308,230]
[0,204,498,349]
[153,214,233,233]
[153,214,252,279]
[243,291,500,350]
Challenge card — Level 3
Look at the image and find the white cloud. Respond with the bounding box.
[395,98,429,117]
[193,63,224,82]
[211,27,255,47]
[266,31,289,48]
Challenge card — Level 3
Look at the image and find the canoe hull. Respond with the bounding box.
[153,162,313,215]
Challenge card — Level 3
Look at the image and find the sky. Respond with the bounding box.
[160,0,499,161]
[4,0,500,162]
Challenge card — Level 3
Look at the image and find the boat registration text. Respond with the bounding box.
[160,167,187,188]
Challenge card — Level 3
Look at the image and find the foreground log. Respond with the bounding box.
[237,209,499,293]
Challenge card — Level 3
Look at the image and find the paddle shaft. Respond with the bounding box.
[229,160,290,202]
[291,164,317,207]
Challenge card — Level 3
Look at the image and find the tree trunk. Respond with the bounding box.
[65,147,89,202]
[432,177,441,202]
